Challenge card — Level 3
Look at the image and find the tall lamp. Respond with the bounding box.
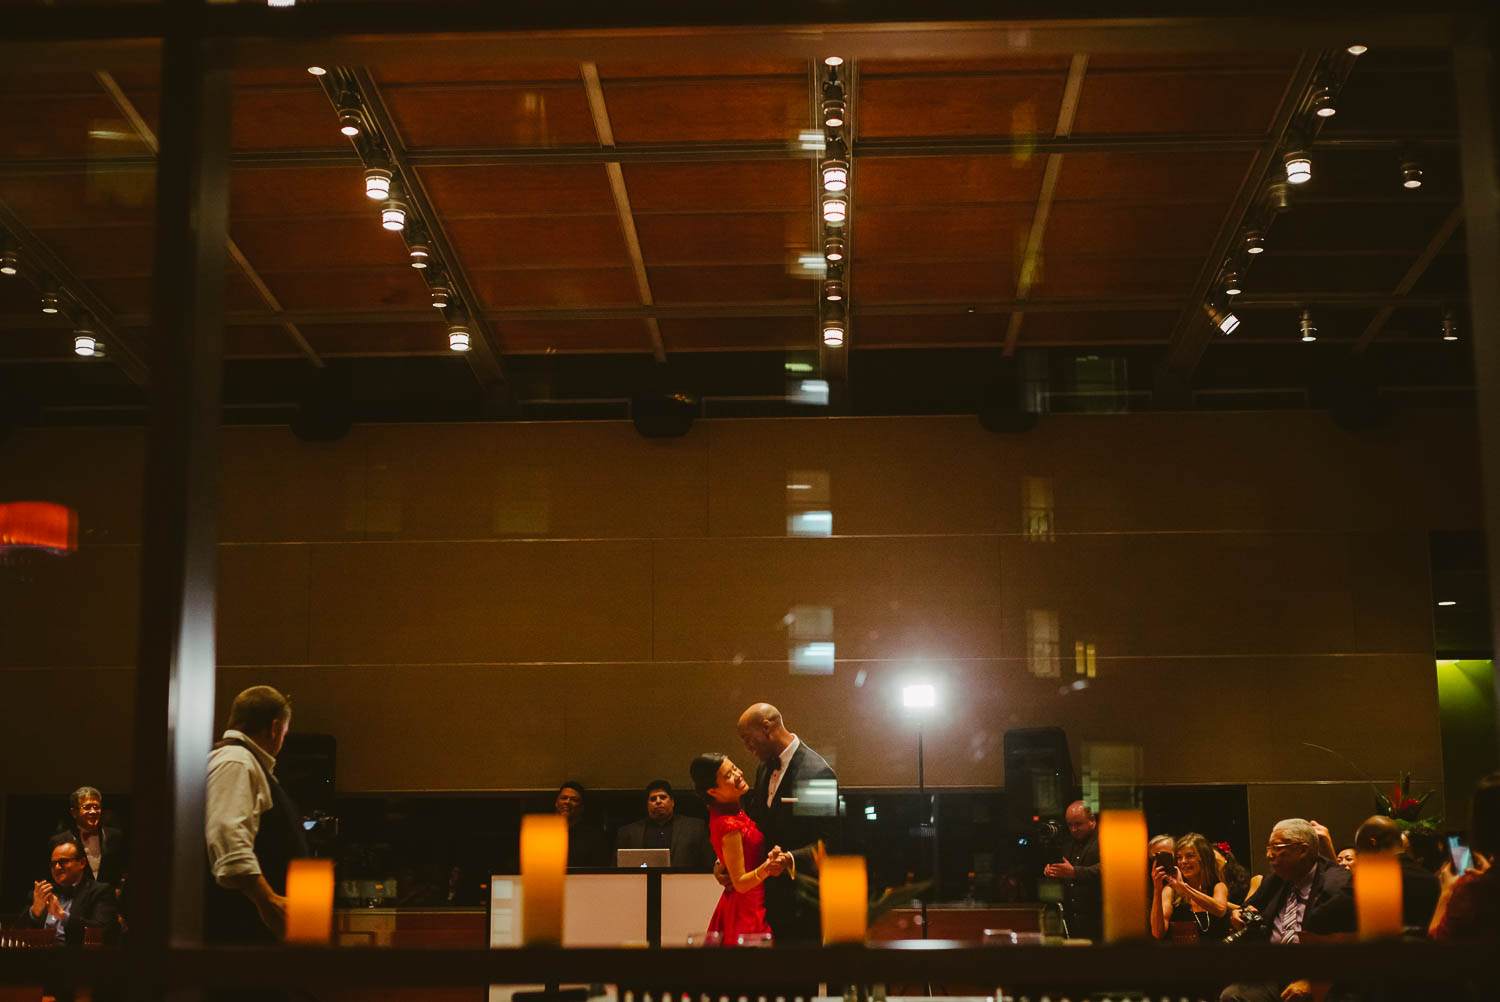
[902,681,938,939]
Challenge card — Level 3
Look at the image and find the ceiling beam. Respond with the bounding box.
[1351,203,1466,353]
[580,61,667,363]
[94,70,324,369]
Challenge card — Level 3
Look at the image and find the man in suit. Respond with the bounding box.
[20,840,118,945]
[733,702,839,945]
[1220,818,1356,1002]
[615,780,714,871]
[1042,800,1101,941]
[1353,814,1440,931]
[555,781,610,868]
[50,786,127,889]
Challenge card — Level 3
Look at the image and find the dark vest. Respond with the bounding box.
[204,738,310,944]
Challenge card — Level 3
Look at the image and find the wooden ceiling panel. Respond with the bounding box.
[382,85,597,147]
[854,261,1019,303]
[0,85,149,158]
[31,226,154,278]
[446,215,630,269]
[1072,70,1289,135]
[1029,254,1201,297]
[1267,201,1464,254]
[859,57,1073,75]
[301,322,448,356]
[83,271,264,316]
[1045,203,1222,258]
[1021,310,1177,343]
[859,74,1067,139]
[855,156,1046,207]
[595,58,807,78]
[1326,66,1458,135]
[657,316,809,350]
[469,267,639,308]
[1238,252,1414,294]
[259,269,429,312]
[227,325,299,358]
[493,318,652,353]
[855,313,1009,346]
[856,206,1034,260]
[633,212,814,266]
[0,172,154,228]
[0,73,102,96]
[624,162,808,212]
[420,164,615,217]
[647,264,814,305]
[603,79,807,143]
[230,219,408,271]
[1051,150,1250,204]
[0,327,69,360]
[230,167,369,221]
[234,88,345,151]
[374,62,584,85]
[1087,52,1298,70]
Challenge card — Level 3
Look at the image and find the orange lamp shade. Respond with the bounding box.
[521,814,568,946]
[283,858,334,944]
[1354,853,1404,940]
[819,855,868,945]
[1099,808,1147,942]
[0,502,76,552]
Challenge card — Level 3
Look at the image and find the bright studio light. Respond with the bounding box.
[40,290,61,314]
[307,66,328,77]
[824,237,845,263]
[902,683,937,710]
[1205,303,1240,335]
[448,325,471,352]
[429,283,451,309]
[337,96,363,137]
[268,0,295,7]
[408,242,430,269]
[824,56,844,66]
[1311,88,1337,118]
[1299,309,1317,342]
[822,321,845,346]
[1244,230,1265,255]
[822,160,848,193]
[1401,161,1425,189]
[73,332,97,357]
[380,199,406,232]
[822,195,848,224]
[0,248,17,275]
[1285,151,1312,185]
[365,167,392,200]
[1438,600,1457,606]
[1347,44,1368,55]
[1223,271,1242,296]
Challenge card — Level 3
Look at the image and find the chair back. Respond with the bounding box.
[0,928,58,948]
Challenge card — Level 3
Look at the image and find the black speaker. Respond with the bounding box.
[1004,727,1074,823]
[276,733,336,815]
[631,391,696,438]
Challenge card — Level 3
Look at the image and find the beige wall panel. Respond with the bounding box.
[361,423,710,541]
[0,544,138,668]
[305,540,653,665]
[651,536,1004,664]
[215,665,566,791]
[0,428,144,545]
[217,544,312,666]
[1346,532,1437,654]
[0,668,135,793]
[704,418,1017,537]
[1000,533,1357,659]
[220,427,371,542]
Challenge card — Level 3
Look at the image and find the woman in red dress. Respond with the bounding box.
[690,753,791,943]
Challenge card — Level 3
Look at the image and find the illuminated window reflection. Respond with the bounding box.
[1027,609,1061,678]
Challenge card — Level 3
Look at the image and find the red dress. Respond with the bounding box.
[706,804,772,942]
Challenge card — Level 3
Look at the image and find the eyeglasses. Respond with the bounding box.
[1266,842,1306,854]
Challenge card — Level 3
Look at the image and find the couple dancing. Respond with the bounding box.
[689,702,839,946]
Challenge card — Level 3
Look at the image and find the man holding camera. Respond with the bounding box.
[1219,818,1355,1002]
[1042,800,1101,941]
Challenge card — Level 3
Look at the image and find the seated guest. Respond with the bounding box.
[555,781,609,868]
[1430,772,1499,942]
[1215,842,1252,907]
[1219,818,1355,1002]
[1353,814,1439,932]
[50,786,128,889]
[615,780,714,871]
[20,841,118,944]
[1335,846,1355,869]
[1151,832,1230,942]
[1146,833,1174,927]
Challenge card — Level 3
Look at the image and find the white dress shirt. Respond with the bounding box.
[205,729,278,886]
[767,734,800,806]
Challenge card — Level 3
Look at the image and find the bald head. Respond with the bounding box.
[737,702,792,763]
[1065,800,1096,842]
[1354,815,1405,856]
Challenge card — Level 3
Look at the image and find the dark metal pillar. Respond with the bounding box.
[1455,16,1500,752]
[127,0,232,980]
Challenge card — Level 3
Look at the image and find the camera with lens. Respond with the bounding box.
[1222,905,1266,944]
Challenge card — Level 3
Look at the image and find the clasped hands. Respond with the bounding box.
[30,881,66,920]
[713,845,794,889]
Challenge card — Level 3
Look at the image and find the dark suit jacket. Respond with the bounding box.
[1396,853,1440,932]
[50,827,127,888]
[19,879,118,945]
[1242,856,1356,940]
[744,740,839,944]
[614,814,715,871]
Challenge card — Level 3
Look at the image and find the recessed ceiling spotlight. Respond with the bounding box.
[1311,88,1337,118]
[822,318,845,347]
[307,65,328,76]
[1299,309,1317,342]
[380,198,406,232]
[1284,150,1312,185]
[268,0,295,7]
[822,194,848,224]
[1205,303,1240,335]
[1347,44,1368,55]
[364,166,392,200]
[822,74,846,129]
[824,56,844,66]
[40,290,62,314]
[1401,160,1425,189]
[0,247,17,276]
[1244,230,1266,255]
[337,95,363,137]
[448,324,471,352]
[430,283,451,309]
[1442,310,1458,341]
[408,241,430,269]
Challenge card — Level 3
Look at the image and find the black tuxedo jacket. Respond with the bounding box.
[614,814,715,871]
[19,879,118,944]
[1242,855,1356,940]
[744,740,839,944]
[49,827,127,888]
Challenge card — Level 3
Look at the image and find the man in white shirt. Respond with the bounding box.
[204,685,309,943]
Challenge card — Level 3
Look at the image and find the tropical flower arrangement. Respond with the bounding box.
[1374,772,1442,834]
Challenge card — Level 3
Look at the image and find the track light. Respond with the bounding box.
[307,65,328,76]
[268,0,295,7]
[822,139,849,192]
[823,270,845,302]
[824,56,844,66]
[1401,160,1424,189]
[824,237,845,263]
[364,167,392,200]
[337,96,363,137]
[1442,310,1458,341]
[0,247,17,276]
[1268,181,1293,213]
[1284,150,1312,185]
[40,290,61,314]
[822,74,846,130]
[408,241,430,269]
[73,325,98,356]
[822,194,848,224]
[380,198,406,232]
[1311,88,1337,118]
[430,283,451,309]
[1205,303,1240,335]
[1299,309,1317,343]
[822,317,845,347]
[1347,44,1368,55]
[1223,270,1242,296]
[1244,230,1265,255]
[448,324,471,352]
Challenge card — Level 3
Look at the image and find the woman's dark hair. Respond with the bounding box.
[690,753,727,802]
[1174,832,1220,891]
[1471,771,1500,857]
[1218,849,1251,905]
